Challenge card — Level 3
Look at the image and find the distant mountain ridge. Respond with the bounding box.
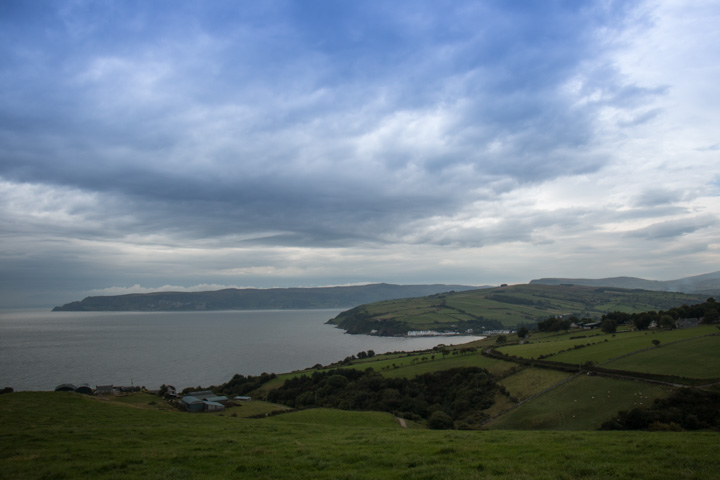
[51,283,480,312]
[530,271,720,295]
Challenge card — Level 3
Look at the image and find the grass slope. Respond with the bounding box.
[486,375,672,430]
[604,334,720,379]
[498,325,718,365]
[1,392,718,479]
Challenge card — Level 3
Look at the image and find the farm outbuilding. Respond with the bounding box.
[54,383,94,394]
[181,392,229,413]
[75,384,94,395]
[204,401,225,412]
[95,385,114,395]
[55,384,77,392]
[181,395,205,413]
[186,390,229,405]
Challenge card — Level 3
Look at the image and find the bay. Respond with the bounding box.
[0,309,481,391]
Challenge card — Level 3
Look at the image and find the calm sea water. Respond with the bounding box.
[0,309,481,391]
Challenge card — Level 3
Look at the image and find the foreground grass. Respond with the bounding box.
[1,392,718,479]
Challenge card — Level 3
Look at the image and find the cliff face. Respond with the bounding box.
[51,284,479,312]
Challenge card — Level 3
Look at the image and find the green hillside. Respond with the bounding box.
[1,392,718,479]
[329,284,705,335]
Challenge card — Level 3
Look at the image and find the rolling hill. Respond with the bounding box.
[529,271,720,295]
[328,283,707,335]
[51,283,479,311]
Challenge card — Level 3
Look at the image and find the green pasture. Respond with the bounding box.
[377,353,517,379]
[97,391,177,411]
[497,334,616,360]
[2,392,718,480]
[550,326,718,365]
[486,375,672,431]
[524,330,607,343]
[264,407,407,428]
[497,368,574,402]
[497,326,717,366]
[604,334,720,379]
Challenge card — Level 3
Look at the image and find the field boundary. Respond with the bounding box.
[482,372,581,426]
[599,331,720,365]
[482,346,718,388]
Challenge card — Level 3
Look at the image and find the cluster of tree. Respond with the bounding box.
[332,307,409,335]
[181,372,277,397]
[517,326,529,338]
[215,372,277,397]
[601,297,718,332]
[536,317,572,332]
[266,367,499,429]
[601,388,720,431]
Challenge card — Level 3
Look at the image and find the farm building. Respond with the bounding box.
[181,392,227,413]
[181,395,205,413]
[75,384,94,395]
[54,383,94,394]
[95,385,114,395]
[55,384,76,392]
[676,318,699,329]
[234,396,252,402]
[204,401,225,412]
[186,390,229,404]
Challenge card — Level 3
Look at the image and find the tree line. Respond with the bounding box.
[266,366,500,429]
[600,297,718,333]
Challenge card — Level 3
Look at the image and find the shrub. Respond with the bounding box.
[428,411,454,430]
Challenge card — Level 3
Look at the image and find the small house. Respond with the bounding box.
[676,318,699,329]
[95,385,114,395]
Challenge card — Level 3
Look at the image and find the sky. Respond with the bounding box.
[1,0,719,308]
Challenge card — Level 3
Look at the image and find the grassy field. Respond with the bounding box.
[498,325,718,366]
[253,337,508,395]
[604,334,720,379]
[496,368,574,402]
[486,375,673,431]
[1,392,718,479]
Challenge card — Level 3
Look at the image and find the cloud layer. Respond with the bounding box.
[1,0,719,307]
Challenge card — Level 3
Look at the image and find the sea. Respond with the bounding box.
[0,309,481,391]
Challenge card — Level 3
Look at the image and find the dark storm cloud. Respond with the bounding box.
[2,1,719,307]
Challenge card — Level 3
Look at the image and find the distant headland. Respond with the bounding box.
[51,283,481,312]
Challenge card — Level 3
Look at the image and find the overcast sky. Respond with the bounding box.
[1,0,719,308]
